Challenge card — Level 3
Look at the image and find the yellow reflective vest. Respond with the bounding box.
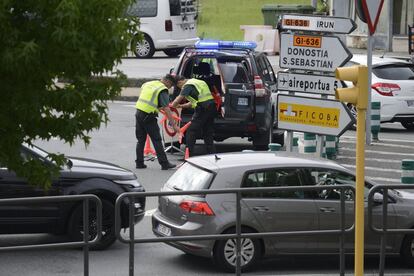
[136,80,167,113]
[183,79,213,108]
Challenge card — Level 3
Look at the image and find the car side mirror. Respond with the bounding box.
[373,192,383,204]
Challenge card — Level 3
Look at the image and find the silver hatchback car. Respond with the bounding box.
[152,152,414,272]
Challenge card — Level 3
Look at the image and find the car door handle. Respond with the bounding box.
[252,206,269,212]
[320,207,336,213]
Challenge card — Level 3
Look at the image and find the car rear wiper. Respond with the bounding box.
[172,185,182,191]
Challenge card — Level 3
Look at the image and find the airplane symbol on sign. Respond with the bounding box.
[280,105,296,116]
[279,77,288,86]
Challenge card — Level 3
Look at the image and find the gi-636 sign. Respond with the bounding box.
[280,14,357,34]
[280,33,353,72]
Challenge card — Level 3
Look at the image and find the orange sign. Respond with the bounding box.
[293,35,322,48]
[283,19,310,27]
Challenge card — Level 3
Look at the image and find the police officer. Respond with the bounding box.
[135,74,180,170]
[171,76,216,157]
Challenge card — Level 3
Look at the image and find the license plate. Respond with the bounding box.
[157,223,171,236]
[238,97,248,106]
[407,100,414,107]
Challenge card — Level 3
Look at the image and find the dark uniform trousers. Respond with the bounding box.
[135,110,168,165]
[186,100,216,157]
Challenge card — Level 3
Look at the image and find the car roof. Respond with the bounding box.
[351,54,411,66]
[187,152,351,173]
[184,47,255,58]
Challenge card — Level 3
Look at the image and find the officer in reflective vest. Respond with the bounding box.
[171,77,216,157]
[135,74,180,170]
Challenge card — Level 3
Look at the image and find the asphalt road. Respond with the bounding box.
[0,101,413,276]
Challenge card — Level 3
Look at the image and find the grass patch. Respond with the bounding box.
[197,0,312,41]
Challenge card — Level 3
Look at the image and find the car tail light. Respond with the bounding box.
[372,83,400,96]
[179,200,215,216]
[254,75,266,97]
[165,20,173,32]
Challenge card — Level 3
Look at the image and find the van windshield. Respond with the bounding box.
[166,162,213,191]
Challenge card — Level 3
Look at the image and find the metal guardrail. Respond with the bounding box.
[0,194,102,276]
[115,185,355,276]
[368,184,414,276]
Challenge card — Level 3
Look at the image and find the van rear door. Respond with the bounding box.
[168,0,197,39]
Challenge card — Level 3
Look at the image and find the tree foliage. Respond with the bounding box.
[0,0,139,189]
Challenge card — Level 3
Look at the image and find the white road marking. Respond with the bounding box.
[337,156,401,164]
[367,177,401,183]
[342,164,401,173]
[145,208,157,216]
[339,140,414,150]
[340,147,414,157]
[341,135,414,144]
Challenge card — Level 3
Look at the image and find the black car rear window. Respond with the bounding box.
[219,62,249,83]
[373,64,414,80]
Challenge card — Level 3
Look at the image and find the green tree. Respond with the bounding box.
[0,0,139,189]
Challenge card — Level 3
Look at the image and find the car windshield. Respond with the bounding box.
[165,162,213,191]
[373,63,414,80]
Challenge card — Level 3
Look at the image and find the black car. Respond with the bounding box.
[171,40,284,150]
[0,144,146,250]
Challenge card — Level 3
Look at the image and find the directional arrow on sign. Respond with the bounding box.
[277,71,344,96]
[279,33,353,72]
[277,94,355,136]
[280,14,357,34]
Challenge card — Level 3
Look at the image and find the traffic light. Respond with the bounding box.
[335,65,368,109]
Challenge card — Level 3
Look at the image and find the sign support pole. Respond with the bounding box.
[366,34,373,145]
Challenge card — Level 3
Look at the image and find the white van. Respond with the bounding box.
[127,0,199,58]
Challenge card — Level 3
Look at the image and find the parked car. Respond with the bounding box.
[152,151,414,272]
[0,144,146,250]
[346,55,414,130]
[126,0,199,58]
[171,40,284,149]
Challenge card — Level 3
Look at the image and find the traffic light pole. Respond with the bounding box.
[335,65,368,276]
[366,34,373,145]
[355,103,367,276]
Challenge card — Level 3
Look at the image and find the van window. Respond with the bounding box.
[169,0,181,16]
[128,0,157,17]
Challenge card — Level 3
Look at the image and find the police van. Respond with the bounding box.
[127,0,199,58]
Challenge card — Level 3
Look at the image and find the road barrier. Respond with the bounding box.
[304,133,317,154]
[325,135,337,160]
[371,102,381,141]
[0,195,102,276]
[115,185,354,276]
[401,159,414,184]
[367,185,414,276]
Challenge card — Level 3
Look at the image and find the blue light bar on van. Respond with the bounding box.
[195,40,257,50]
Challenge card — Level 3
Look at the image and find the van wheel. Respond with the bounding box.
[163,48,184,57]
[132,34,155,58]
[213,228,261,272]
[401,234,414,267]
[68,199,116,250]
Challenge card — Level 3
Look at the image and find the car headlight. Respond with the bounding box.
[113,179,142,188]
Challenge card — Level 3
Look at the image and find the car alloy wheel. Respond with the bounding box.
[68,199,116,250]
[224,238,255,266]
[401,121,414,130]
[213,227,261,272]
[401,234,414,267]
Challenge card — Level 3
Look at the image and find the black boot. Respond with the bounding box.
[161,162,176,170]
